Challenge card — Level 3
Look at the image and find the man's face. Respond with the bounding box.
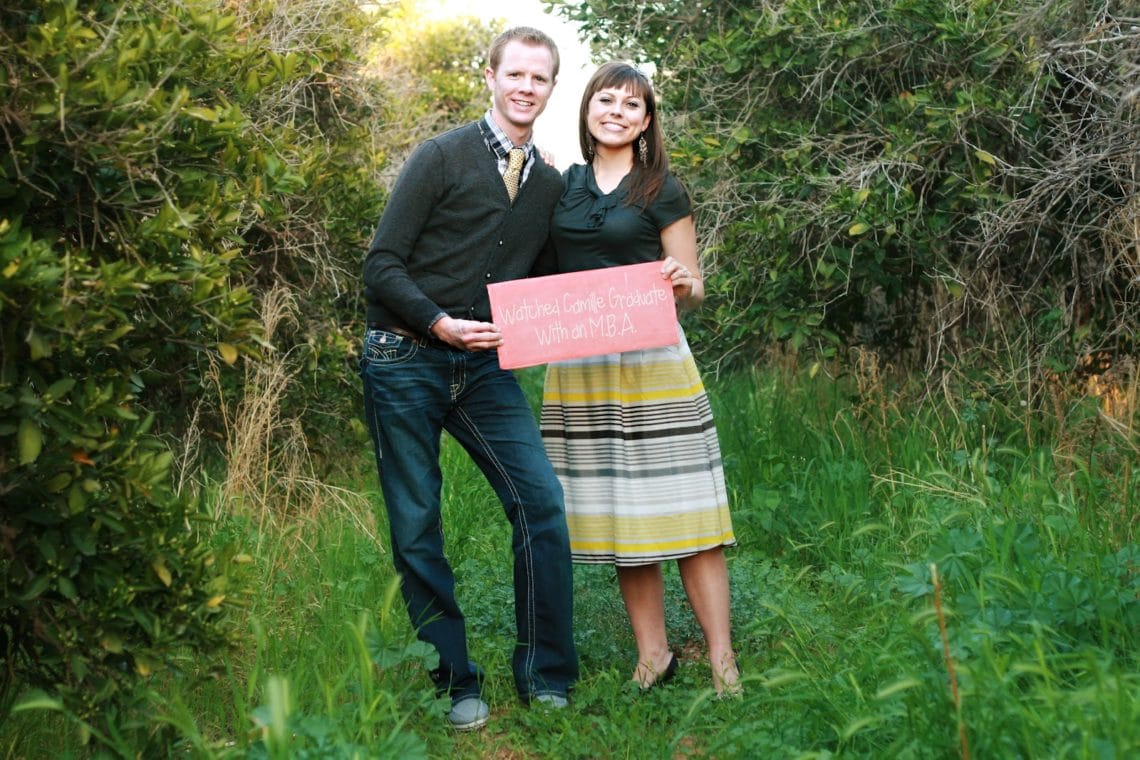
[485,40,556,139]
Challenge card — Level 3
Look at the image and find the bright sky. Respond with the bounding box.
[423,0,593,168]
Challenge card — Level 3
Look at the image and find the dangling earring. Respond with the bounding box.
[586,135,595,160]
[638,134,648,166]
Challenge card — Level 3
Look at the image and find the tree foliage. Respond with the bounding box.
[0,0,493,746]
[0,0,269,735]
[549,0,1139,376]
[367,1,498,161]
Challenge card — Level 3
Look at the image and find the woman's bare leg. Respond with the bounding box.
[677,547,739,694]
[616,563,674,687]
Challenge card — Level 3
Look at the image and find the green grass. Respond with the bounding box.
[3,364,1137,758]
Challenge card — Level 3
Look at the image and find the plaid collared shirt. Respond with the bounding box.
[480,111,536,188]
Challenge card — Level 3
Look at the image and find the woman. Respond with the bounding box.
[539,61,740,695]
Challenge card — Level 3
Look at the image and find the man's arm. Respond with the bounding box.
[362,141,449,332]
[363,139,504,351]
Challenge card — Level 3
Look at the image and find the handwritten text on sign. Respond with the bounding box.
[488,261,678,369]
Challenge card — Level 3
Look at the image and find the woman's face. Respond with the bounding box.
[586,85,651,152]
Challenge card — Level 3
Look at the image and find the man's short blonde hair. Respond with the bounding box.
[487,26,560,79]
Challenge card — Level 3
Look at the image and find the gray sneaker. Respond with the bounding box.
[532,693,568,709]
[447,696,490,731]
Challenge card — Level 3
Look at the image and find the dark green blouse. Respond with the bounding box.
[547,163,692,274]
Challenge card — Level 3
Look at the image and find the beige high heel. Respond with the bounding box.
[634,652,679,691]
[713,655,742,698]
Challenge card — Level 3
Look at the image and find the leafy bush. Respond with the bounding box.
[0,0,274,737]
[0,0,504,747]
[552,0,1139,373]
[0,215,237,742]
[0,0,380,741]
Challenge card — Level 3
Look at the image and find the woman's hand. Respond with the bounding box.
[661,255,704,309]
[659,217,704,310]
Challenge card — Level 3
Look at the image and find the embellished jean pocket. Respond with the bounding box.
[362,329,418,366]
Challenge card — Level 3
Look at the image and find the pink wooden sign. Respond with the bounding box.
[488,261,679,370]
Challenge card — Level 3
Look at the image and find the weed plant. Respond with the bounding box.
[2,364,1136,758]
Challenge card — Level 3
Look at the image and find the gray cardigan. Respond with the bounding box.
[362,122,564,332]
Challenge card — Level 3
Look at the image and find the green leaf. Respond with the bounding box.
[112,405,140,421]
[27,330,51,360]
[840,716,881,740]
[18,418,43,465]
[152,557,173,587]
[184,106,217,122]
[58,576,78,600]
[218,342,239,365]
[974,149,997,165]
[45,378,76,400]
[46,472,72,492]
[70,525,97,556]
[19,574,51,601]
[12,690,64,713]
[67,484,87,513]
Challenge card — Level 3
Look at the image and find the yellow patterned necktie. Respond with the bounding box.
[503,148,525,203]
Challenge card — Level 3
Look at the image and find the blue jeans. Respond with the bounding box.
[359,328,578,701]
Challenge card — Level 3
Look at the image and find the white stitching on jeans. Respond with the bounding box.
[454,404,537,695]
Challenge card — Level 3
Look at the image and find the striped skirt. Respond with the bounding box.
[539,327,735,566]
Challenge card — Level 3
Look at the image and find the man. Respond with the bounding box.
[359,27,577,731]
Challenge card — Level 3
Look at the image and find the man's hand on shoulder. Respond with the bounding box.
[432,316,503,351]
[538,146,556,168]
